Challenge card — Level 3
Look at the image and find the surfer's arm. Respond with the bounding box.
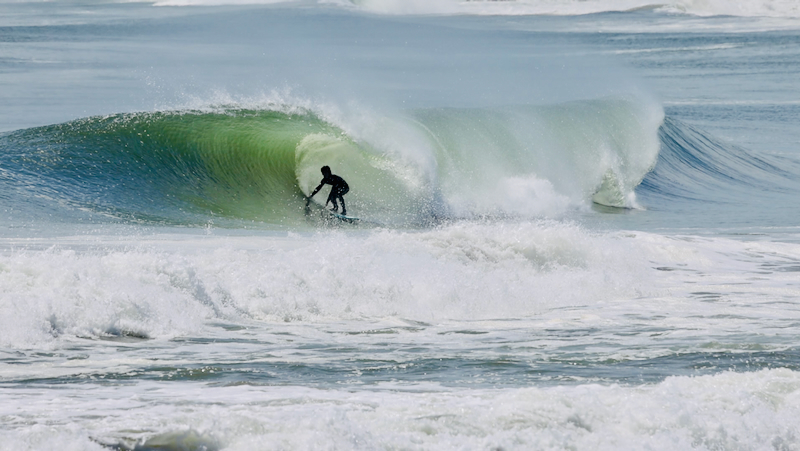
[308,182,325,198]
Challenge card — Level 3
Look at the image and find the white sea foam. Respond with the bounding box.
[2,369,800,450]
[3,226,800,449]
[0,222,646,347]
[2,222,800,350]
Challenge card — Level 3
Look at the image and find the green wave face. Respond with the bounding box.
[141,109,322,223]
[0,97,663,228]
[1,108,432,227]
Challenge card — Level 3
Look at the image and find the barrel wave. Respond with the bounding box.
[0,97,664,228]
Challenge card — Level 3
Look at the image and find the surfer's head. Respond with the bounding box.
[321,166,331,176]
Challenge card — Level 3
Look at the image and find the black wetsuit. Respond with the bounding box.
[311,174,349,215]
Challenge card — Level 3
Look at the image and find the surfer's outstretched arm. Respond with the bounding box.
[307,182,325,204]
[309,183,324,198]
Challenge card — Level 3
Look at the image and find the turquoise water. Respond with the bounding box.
[2,1,800,449]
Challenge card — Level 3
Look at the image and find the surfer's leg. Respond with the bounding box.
[339,195,346,215]
[326,192,338,212]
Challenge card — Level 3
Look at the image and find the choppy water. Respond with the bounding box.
[2,1,800,450]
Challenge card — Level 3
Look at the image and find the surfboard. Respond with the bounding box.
[305,201,360,224]
[327,210,359,223]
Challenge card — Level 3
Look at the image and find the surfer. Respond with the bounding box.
[307,166,349,216]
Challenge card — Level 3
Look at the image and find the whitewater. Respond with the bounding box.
[1,0,800,450]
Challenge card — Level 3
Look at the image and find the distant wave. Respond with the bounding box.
[0,97,662,227]
[347,0,800,18]
[147,0,800,19]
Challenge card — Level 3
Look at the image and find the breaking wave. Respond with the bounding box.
[0,97,663,227]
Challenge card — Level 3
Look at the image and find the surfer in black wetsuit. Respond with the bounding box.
[307,166,349,215]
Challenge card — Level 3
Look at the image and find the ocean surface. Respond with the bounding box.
[1,0,800,449]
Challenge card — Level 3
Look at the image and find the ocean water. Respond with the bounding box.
[2,1,800,449]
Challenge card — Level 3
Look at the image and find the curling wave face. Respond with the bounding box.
[0,97,663,228]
